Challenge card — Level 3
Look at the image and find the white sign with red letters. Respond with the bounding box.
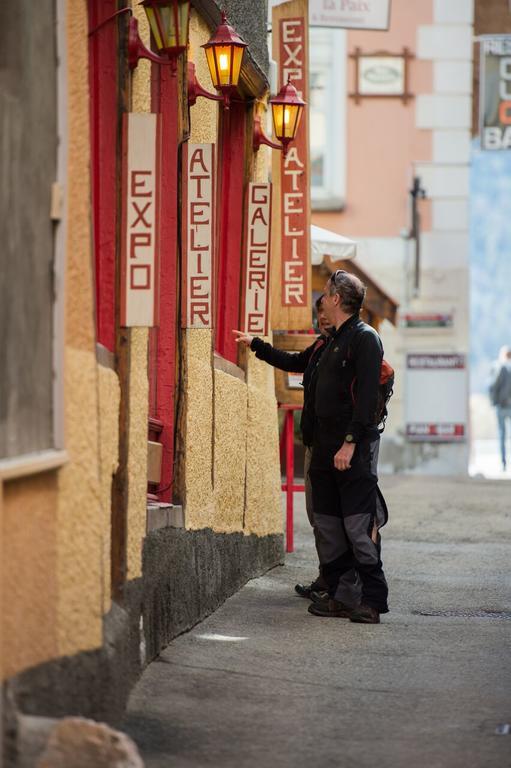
[182,143,215,329]
[121,113,160,327]
[242,183,272,335]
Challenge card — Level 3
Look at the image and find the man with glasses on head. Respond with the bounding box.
[307,270,389,624]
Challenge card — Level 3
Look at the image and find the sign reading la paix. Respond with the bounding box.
[269,0,391,30]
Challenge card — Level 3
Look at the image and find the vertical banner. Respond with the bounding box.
[121,113,160,327]
[271,0,311,330]
[480,36,511,150]
[242,183,272,335]
[181,143,215,328]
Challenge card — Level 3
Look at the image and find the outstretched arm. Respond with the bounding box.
[232,330,320,373]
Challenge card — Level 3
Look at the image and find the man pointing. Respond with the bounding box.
[308,270,389,625]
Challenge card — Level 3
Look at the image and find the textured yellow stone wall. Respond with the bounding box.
[98,364,121,613]
[182,330,215,529]
[213,372,247,532]
[182,14,217,531]
[125,3,151,579]
[244,125,283,536]
[1,474,59,679]
[189,11,218,141]
[183,13,282,537]
[55,0,104,657]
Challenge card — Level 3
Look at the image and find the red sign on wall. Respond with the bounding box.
[242,183,272,335]
[279,17,309,308]
[120,113,161,327]
[181,143,215,329]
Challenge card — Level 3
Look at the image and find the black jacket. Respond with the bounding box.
[251,335,328,446]
[313,313,383,443]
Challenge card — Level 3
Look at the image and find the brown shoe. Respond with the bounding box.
[349,604,380,624]
[308,599,352,618]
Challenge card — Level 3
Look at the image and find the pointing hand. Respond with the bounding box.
[232,330,254,347]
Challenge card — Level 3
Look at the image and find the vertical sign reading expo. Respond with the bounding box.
[271,0,311,330]
[280,15,309,308]
[242,183,272,335]
[121,113,161,327]
[181,143,215,328]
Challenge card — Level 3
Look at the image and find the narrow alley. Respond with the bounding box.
[124,475,511,768]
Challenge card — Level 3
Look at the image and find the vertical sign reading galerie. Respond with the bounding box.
[271,0,311,330]
[242,183,272,335]
[181,143,215,328]
[121,112,160,327]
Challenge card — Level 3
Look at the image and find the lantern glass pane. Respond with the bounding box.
[145,2,189,51]
[214,45,233,87]
[272,104,285,140]
[230,45,244,87]
[145,7,164,50]
[205,46,219,87]
[177,1,190,47]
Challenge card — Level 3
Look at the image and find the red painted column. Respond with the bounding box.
[148,64,179,503]
[215,102,247,363]
[88,0,118,352]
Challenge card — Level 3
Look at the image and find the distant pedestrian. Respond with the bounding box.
[489,346,511,471]
[308,270,389,625]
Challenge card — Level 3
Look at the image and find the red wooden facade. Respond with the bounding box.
[88,0,118,352]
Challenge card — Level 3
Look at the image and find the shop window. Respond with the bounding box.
[215,101,248,364]
[309,27,347,211]
[0,0,63,465]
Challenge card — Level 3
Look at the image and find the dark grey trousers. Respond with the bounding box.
[309,435,389,612]
[304,445,351,595]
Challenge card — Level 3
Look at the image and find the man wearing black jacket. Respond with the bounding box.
[233,297,344,599]
[308,270,389,625]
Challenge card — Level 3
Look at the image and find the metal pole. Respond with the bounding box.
[285,410,294,553]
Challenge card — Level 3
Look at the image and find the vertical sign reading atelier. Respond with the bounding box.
[242,183,272,335]
[271,0,311,331]
[182,143,215,328]
[480,36,511,150]
[121,113,160,327]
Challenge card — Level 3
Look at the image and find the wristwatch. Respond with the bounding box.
[345,433,356,444]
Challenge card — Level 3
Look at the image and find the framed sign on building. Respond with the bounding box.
[349,47,414,105]
[405,353,468,442]
[479,35,511,150]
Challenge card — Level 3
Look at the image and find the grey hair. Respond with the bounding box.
[328,270,366,313]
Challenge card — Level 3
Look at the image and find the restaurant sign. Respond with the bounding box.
[181,143,215,328]
[121,113,160,327]
[242,183,272,335]
[405,354,467,443]
[480,36,511,150]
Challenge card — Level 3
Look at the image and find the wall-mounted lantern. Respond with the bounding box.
[253,78,306,157]
[128,0,191,73]
[199,12,248,107]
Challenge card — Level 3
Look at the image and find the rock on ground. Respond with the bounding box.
[36,717,144,768]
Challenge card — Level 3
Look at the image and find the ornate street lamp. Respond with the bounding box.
[253,78,306,157]
[128,0,191,73]
[202,12,248,106]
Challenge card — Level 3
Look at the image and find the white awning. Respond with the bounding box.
[311,224,357,265]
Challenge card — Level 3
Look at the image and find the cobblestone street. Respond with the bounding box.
[124,475,511,768]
